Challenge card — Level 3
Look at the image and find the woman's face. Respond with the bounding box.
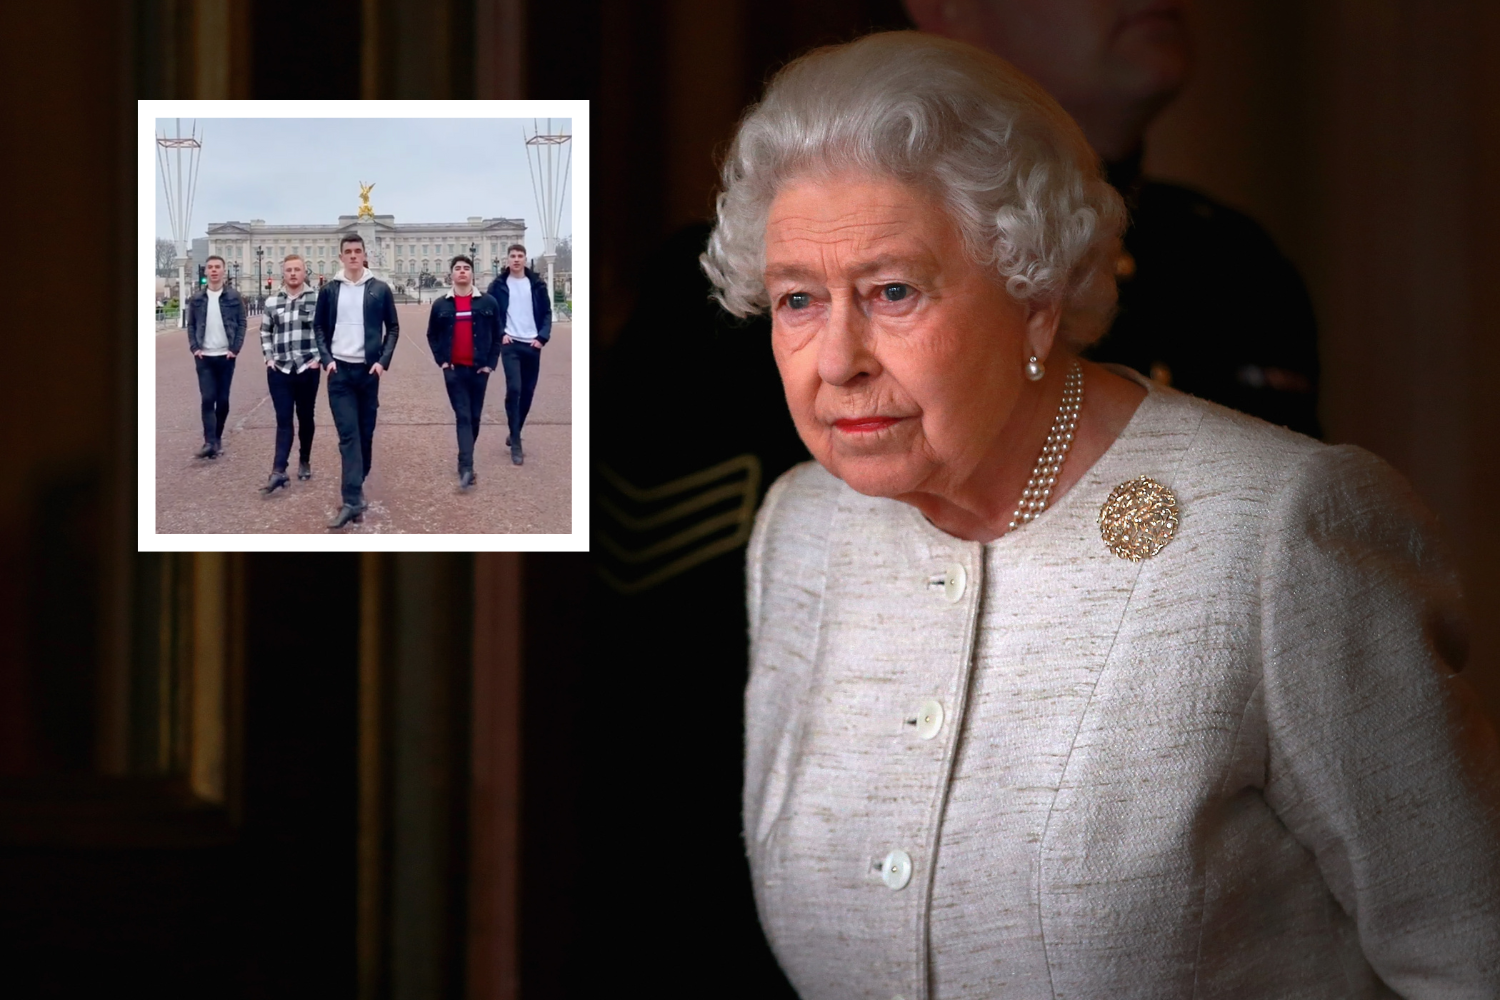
[764,172,1042,501]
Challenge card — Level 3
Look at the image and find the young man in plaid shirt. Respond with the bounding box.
[257,254,321,494]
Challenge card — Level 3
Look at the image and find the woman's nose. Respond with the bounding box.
[817,296,879,386]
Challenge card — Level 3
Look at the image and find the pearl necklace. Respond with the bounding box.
[1008,360,1083,532]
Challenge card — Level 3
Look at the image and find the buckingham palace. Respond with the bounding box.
[205,214,528,292]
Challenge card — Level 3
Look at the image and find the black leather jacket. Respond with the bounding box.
[313,273,400,368]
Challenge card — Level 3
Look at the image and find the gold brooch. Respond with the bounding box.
[1098,476,1180,560]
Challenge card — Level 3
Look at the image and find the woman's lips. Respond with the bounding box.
[833,416,902,433]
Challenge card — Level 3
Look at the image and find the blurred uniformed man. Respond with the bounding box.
[906,0,1320,434]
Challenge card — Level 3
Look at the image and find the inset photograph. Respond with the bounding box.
[141,102,587,549]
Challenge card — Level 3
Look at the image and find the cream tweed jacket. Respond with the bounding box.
[744,380,1500,1000]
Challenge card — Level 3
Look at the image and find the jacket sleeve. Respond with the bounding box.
[534,277,552,344]
[378,285,399,369]
[313,288,334,365]
[228,294,247,354]
[483,295,503,370]
[186,294,202,354]
[742,463,839,852]
[1260,444,1500,994]
[426,300,445,366]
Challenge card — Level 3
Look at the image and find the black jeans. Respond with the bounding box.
[194,354,236,444]
[442,365,491,471]
[266,366,321,472]
[500,340,542,442]
[326,362,380,506]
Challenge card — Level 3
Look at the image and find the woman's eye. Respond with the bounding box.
[787,292,812,309]
[881,284,910,302]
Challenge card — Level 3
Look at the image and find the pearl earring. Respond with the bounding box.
[1024,355,1046,381]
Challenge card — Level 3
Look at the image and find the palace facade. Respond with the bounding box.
[205,215,528,291]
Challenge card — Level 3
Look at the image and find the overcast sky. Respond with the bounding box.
[153,117,572,244]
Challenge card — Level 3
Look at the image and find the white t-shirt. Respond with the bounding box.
[505,274,538,341]
[331,271,371,363]
[202,287,229,355]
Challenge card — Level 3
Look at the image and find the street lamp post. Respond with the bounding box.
[492,257,499,278]
[255,245,264,312]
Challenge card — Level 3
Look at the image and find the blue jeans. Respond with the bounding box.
[442,365,491,470]
[194,354,236,444]
[266,366,320,472]
[500,340,541,442]
[326,362,380,506]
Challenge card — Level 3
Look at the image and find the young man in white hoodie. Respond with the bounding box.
[313,234,400,529]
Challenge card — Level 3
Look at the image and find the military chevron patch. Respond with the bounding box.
[595,454,763,595]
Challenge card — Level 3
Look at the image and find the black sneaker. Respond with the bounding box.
[195,442,216,459]
[297,461,312,480]
[459,468,475,489]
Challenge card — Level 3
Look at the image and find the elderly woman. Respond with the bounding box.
[701,31,1500,1000]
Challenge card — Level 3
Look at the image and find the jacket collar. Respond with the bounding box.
[444,285,479,299]
[332,267,373,286]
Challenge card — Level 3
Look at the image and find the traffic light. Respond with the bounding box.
[198,264,206,286]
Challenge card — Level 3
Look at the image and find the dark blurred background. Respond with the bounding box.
[2,1,1498,998]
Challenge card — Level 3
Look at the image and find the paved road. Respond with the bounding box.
[156,302,571,534]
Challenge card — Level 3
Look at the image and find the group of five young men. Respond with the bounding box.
[184,233,552,529]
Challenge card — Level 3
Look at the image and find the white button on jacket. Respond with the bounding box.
[940,563,966,603]
[881,849,912,890]
[914,700,944,740]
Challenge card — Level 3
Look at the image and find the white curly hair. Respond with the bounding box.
[700,31,1127,349]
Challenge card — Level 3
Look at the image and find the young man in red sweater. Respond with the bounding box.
[426,255,502,488]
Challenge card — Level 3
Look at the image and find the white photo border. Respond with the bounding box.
[139,99,589,552]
